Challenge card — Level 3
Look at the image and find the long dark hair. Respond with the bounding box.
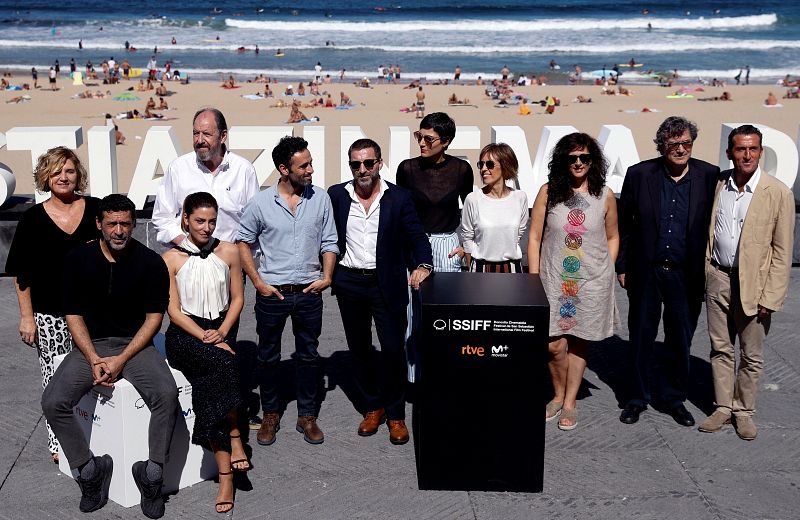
[547,133,608,207]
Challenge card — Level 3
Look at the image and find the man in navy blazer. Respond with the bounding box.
[616,116,720,426]
[328,138,433,445]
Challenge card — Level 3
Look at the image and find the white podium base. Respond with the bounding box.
[54,350,218,508]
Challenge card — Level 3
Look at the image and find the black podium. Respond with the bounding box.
[414,272,549,492]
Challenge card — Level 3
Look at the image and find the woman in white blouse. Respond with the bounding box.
[162,192,245,514]
[459,143,529,272]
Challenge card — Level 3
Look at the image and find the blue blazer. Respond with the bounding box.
[328,180,433,313]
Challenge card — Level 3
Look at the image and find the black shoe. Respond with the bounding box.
[619,404,647,424]
[131,461,165,519]
[76,454,113,513]
[668,404,695,427]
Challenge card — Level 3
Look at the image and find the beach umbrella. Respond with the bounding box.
[112,92,140,101]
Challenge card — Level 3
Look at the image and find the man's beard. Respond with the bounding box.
[355,172,379,192]
[195,144,219,162]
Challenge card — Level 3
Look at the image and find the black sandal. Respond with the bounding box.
[216,471,234,514]
[229,434,251,472]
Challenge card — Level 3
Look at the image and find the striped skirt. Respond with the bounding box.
[468,258,523,273]
[428,231,463,273]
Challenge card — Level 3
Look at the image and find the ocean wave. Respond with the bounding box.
[1,38,798,54]
[4,62,798,82]
[225,13,778,32]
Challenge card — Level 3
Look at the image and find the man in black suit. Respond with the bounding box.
[616,116,720,426]
[328,138,433,445]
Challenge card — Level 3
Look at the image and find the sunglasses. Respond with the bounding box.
[349,159,380,171]
[413,131,441,146]
[477,160,497,170]
[666,139,693,150]
[567,154,592,164]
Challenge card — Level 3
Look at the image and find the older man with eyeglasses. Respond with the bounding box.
[616,116,720,427]
[328,138,433,445]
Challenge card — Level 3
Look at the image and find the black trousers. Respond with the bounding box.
[334,268,408,420]
[627,266,701,408]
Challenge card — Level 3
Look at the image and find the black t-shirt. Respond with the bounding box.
[396,155,474,233]
[5,196,100,316]
[62,239,169,339]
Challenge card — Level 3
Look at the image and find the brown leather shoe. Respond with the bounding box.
[698,409,731,433]
[256,412,280,446]
[358,409,386,436]
[733,415,757,441]
[387,419,409,445]
[296,416,324,444]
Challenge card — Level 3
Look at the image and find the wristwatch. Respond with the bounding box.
[417,263,434,273]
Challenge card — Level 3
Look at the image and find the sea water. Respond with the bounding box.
[0,0,798,84]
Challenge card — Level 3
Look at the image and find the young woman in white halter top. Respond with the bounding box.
[161,192,245,514]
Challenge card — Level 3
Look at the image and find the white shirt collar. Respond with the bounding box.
[725,167,761,193]
[344,177,388,199]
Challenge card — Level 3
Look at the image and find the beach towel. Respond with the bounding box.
[763,103,783,108]
[112,92,140,101]
[241,94,264,100]
[72,71,84,86]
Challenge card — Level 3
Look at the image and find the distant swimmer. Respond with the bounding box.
[256,7,264,13]
[171,37,176,45]
[291,9,299,15]
[212,7,222,14]
[78,39,83,50]
[275,49,284,57]
[629,58,636,67]
[647,22,652,31]
[237,46,246,53]
[125,40,130,50]
[642,9,649,15]
[255,44,259,54]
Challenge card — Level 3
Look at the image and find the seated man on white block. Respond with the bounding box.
[42,194,177,519]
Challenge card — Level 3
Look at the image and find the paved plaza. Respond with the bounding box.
[1,270,799,520]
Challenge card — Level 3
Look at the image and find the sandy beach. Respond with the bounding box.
[1,76,798,197]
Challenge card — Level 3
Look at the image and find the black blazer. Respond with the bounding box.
[328,180,433,313]
[615,157,720,300]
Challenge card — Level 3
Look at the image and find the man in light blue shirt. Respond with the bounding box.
[236,136,338,446]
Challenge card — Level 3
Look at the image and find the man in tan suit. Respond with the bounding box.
[699,124,795,440]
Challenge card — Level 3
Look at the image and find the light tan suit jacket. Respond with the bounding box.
[706,169,795,316]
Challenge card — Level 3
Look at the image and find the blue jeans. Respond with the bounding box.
[255,292,323,417]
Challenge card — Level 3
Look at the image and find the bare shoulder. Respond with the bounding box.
[533,183,549,205]
[215,240,239,261]
[161,248,184,271]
